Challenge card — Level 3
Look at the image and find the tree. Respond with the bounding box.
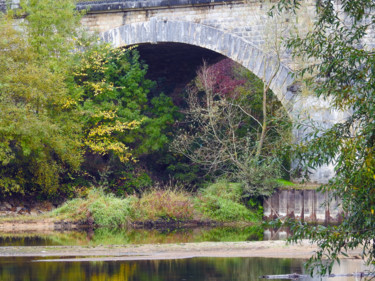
[72,44,178,191]
[271,0,375,275]
[0,14,83,196]
[171,59,291,197]
[19,0,84,73]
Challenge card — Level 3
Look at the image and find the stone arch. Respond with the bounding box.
[101,19,341,184]
[101,19,297,113]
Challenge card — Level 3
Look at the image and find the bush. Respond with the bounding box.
[239,158,281,198]
[132,188,195,221]
[200,182,243,202]
[52,188,135,227]
[195,182,260,222]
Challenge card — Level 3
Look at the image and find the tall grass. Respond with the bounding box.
[52,182,261,226]
[131,189,195,221]
[52,188,135,227]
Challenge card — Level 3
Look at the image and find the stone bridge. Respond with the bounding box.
[3,0,369,183]
[76,0,344,183]
[79,0,296,109]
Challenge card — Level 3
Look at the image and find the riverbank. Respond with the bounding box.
[0,184,262,231]
[0,240,362,261]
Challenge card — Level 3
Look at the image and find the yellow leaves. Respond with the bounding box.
[88,120,140,137]
[83,80,113,96]
[84,139,135,163]
[92,110,117,120]
[85,118,141,163]
[85,138,133,160]
[62,98,77,109]
[372,209,374,215]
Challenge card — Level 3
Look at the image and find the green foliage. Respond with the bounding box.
[201,182,244,202]
[71,44,178,191]
[246,197,264,219]
[0,15,83,196]
[275,179,296,187]
[114,169,152,196]
[19,0,83,72]
[195,182,260,222]
[53,184,261,225]
[139,147,210,190]
[52,188,134,227]
[240,158,282,197]
[273,0,375,275]
[88,194,133,227]
[74,45,177,159]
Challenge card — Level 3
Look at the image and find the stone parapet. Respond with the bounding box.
[77,0,243,13]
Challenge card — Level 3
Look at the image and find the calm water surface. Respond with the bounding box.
[0,256,370,281]
[0,257,303,281]
[0,228,371,281]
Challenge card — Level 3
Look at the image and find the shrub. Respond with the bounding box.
[195,182,260,222]
[52,188,135,227]
[239,158,281,198]
[200,182,243,202]
[132,188,195,221]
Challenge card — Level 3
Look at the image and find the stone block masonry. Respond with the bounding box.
[79,0,281,54]
[263,189,343,224]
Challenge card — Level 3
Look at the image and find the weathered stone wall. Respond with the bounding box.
[80,1,274,47]
[263,189,343,224]
[101,19,296,110]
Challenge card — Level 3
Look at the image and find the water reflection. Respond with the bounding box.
[0,257,370,281]
[0,257,303,281]
[0,226,264,247]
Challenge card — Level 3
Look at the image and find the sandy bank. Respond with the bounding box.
[0,240,363,262]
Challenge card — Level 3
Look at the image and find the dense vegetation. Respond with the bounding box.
[2,0,374,276]
[0,0,291,226]
[52,183,261,226]
[0,0,83,196]
[171,59,291,197]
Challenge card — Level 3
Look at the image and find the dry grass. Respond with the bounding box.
[131,188,196,221]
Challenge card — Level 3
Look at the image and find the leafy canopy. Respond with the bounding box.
[71,43,178,191]
[272,0,375,275]
[0,11,83,196]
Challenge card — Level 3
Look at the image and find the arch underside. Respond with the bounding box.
[101,19,341,184]
[102,19,296,113]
